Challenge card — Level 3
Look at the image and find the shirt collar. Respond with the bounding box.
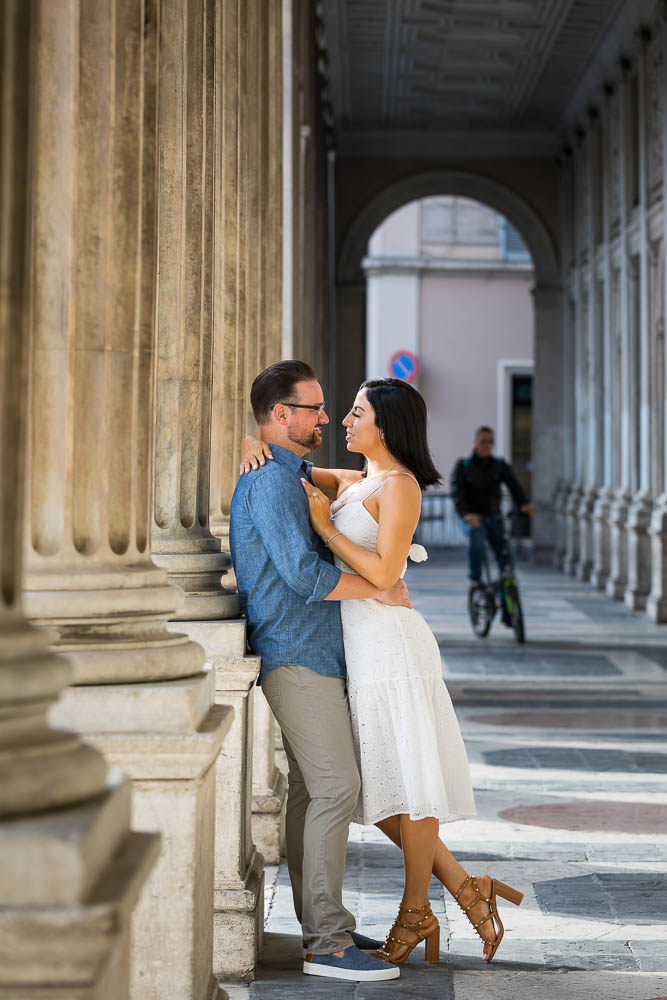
[268,442,310,474]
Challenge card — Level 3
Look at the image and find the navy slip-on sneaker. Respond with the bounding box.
[303,945,399,981]
[351,930,384,951]
[302,930,383,955]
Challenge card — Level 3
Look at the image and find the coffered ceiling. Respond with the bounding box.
[321,0,657,157]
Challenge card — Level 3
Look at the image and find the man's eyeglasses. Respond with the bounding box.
[281,401,327,415]
[478,438,494,445]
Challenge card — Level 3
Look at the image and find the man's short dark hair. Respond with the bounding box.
[475,425,494,439]
[250,360,317,425]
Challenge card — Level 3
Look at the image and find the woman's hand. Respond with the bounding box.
[239,435,273,474]
[300,478,334,540]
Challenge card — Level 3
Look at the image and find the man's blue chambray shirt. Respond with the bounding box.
[229,443,346,685]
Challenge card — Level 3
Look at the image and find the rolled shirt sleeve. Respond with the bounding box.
[246,470,341,603]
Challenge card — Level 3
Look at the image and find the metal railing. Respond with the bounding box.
[414,493,466,547]
[414,491,532,550]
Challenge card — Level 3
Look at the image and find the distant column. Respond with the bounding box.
[575,129,599,581]
[625,40,654,610]
[592,90,615,590]
[648,13,667,621]
[532,285,564,559]
[607,75,633,600]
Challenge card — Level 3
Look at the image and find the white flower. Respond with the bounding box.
[408,543,428,563]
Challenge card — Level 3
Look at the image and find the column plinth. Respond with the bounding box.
[624,490,653,610]
[647,492,667,621]
[176,619,265,978]
[252,686,287,864]
[606,488,633,599]
[551,479,570,570]
[575,485,598,581]
[564,483,583,575]
[591,485,614,590]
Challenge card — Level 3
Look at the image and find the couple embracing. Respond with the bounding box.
[229,360,522,983]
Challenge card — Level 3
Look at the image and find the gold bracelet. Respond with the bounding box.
[325,530,342,547]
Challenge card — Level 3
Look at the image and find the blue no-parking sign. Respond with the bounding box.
[388,350,419,383]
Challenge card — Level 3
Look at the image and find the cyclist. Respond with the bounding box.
[450,427,534,617]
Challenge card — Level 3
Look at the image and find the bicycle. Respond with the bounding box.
[467,513,525,643]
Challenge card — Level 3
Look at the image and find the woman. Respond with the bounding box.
[241,377,522,964]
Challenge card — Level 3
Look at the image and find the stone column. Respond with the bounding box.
[210,0,241,550]
[267,0,285,366]
[532,285,564,561]
[152,0,239,622]
[607,75,634,601]
[555,153,575,573]
[626,40,654,610]
[592,92,615,590]
[1,3,158,995]
[22,2,230,997]
[574,129,599,582]
[648,13,667,621]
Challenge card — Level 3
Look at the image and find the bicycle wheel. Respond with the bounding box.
[505,582,525,644]
[468,585,492,638]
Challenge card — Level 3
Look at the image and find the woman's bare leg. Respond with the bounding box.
[376,816,496,959]
[399,815,439,907]
[376,815,439,962]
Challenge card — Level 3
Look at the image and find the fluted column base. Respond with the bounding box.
[24,563,207,683]
[153,536,240,620]
[0,618,108,814]
[647,493,667,622]
[591,486,613,591]
[0,772,159,998]
[624,490,653,611]
[551,479,571,570]
[210,513,231,554]
[575,486,598,581]
[252,686,287,864]
[51,670,231,1000]
[563,483,583,575]
[180,620,264,979]
[606,488,632,600]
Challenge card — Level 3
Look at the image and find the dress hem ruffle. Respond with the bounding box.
[353,807,477,826]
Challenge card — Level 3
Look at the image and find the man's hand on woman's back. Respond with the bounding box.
[374,579,412,609]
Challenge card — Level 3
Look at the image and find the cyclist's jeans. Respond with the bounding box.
[462,514,506,582]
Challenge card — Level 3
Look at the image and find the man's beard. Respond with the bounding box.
[287,425,322,451]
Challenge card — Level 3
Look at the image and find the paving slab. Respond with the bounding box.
[220,550,667,999]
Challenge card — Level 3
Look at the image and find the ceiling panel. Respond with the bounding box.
[322,0,635,148]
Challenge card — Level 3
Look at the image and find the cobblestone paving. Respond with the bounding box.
[221,550,667,999]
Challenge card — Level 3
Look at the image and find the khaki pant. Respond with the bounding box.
[261,665,360,953]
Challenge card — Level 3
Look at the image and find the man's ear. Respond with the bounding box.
[272,402,289,425]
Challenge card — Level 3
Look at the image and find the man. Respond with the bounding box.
[451,426,534,593]
[229,360,404,983]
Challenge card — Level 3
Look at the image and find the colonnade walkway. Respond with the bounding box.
[223,550,667,999]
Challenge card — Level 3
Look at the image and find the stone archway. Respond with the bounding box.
[333,167,562,558]
[337,168,560,286]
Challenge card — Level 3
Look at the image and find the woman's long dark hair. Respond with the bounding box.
[361,378,442,490]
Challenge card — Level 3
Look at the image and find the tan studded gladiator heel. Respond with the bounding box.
[452,875,523,962]
[374,901,440,966]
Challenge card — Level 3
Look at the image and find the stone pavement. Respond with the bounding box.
[221,549,667,1000]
